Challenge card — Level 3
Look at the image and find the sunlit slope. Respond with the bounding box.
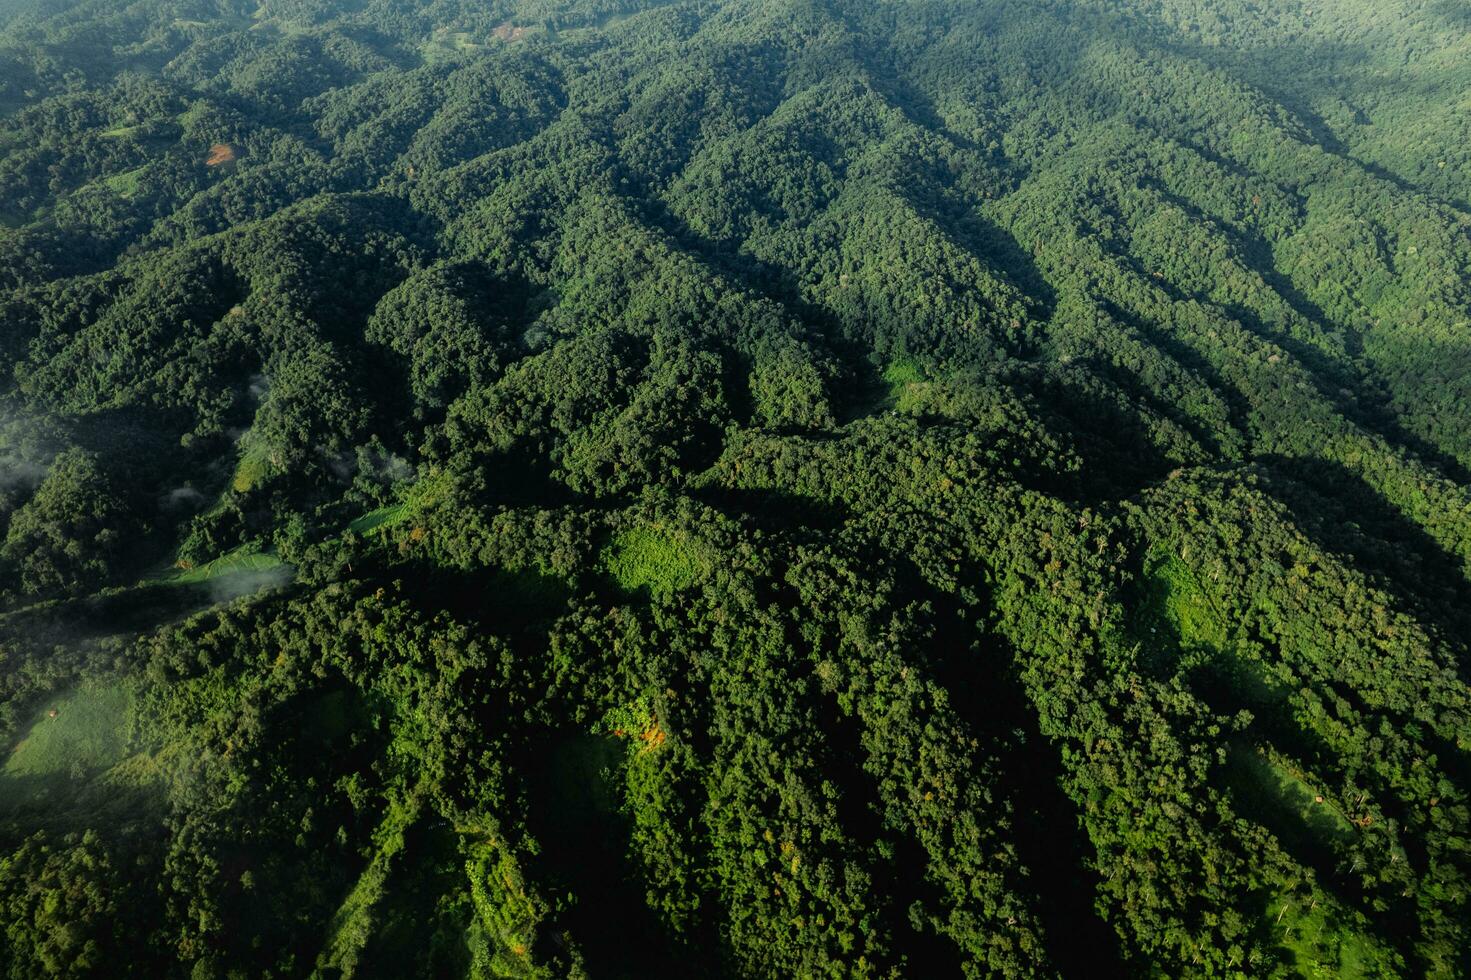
[0,0,1469,977]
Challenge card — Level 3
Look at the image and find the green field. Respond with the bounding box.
[3,682,133,779]
[1260,883,1398,978]
[145,544,294,604]
[158,545,287,584]
[1222,747,1394,975]
[0,681,162,823]
[1225,746,1355,851]
[420,29,486,62]
[348,503,409,535]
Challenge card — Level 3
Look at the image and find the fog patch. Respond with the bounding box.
[0,409,61,508]
[321,450,356,482]
[161,486,206,509]
[364,451,411,484]
[205,564,294,604]
[0,454,49,492]
[319,445,413,486]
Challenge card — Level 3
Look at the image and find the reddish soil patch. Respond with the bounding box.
[492,21,528,41]
[205,143,238,166]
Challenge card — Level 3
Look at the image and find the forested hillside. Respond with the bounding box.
[1,0,1470,976]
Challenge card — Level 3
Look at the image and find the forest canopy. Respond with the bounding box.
[1,0,1471,977]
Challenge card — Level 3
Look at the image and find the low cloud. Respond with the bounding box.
[316,447,413,485]
[0,408,60,498]
[0,454,49,493]
[374,453,412,483]
[322,450,356,482]
[205,564,294,604]
[161,486,207,509]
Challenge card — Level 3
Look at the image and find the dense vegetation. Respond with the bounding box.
[1,0,1470,975]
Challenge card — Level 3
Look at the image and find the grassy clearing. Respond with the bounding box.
[3,682,133,779]
[881,357,927,412]
[602,526,709,596]
[557,8,638,36]
[1261,884,1398,978]
[421,29,486,62]
[145,543,292,602]
[1142,549,1231,651]
[1225,746,1355,851]
[164,545,286,584]
[248,3,309,34]
[1134,546,1291,710]
[883,357,924,387]
[348,503,409,535]
[100,123,142,138]
[1221,746,1392,975]
[0,680,163,825]
[345,473,454,539]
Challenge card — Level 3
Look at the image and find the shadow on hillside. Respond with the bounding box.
[517,732,709,980]
[920,590,1130,979]
[1258,455,1471,681]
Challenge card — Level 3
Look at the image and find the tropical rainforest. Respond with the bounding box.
[1,0,1470,976]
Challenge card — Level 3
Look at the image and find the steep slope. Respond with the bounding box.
[1,0,1469,977]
